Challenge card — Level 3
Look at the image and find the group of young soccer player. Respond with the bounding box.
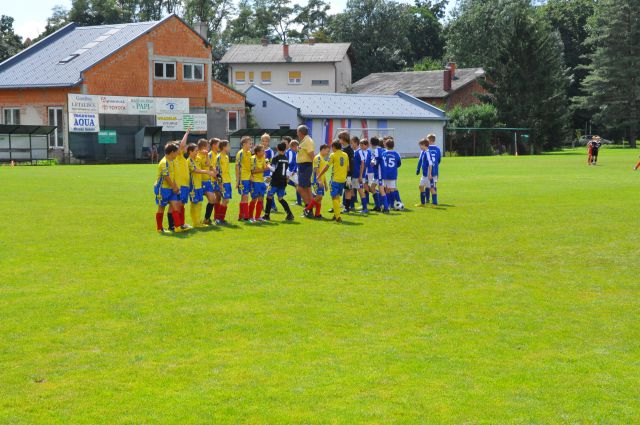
[153,125,442,232]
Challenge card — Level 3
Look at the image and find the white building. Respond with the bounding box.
[245,85,447,156]
[221,41,354,94]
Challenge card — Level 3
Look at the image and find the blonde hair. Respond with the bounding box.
[261,133,271,142]
[427,134,436,143]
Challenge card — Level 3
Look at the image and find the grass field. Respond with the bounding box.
[1,147,639,424]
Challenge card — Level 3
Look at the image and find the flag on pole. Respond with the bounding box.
[361,119,368,138]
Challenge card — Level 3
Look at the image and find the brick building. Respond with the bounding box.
[0,14,246,162]
[351,65,486,110]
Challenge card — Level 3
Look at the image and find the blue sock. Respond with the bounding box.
[296,191,302,205]
[366,192,370,204]
[432,194,438,205]
[382,194,389,210]
[373,192,379,208]
[425,190,430,203]
[420,191,426,204]
[362,198,368,211]
[395,190,402,203]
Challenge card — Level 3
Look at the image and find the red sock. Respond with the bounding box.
[249,200,256,218]
[255,199,263,218]
[155,213,163,230]
[239,203,245,219]
[315,201,321,216]
[221,205,228,220]
[305,200,315,211]
[213,203,220,220]
[172,211,182,227]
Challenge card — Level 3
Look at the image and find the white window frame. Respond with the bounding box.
[154,61,176,80]
[248,71,255,84]
[288,71,302,85]
[261,72,272,85]
[3,108,20,125]
[48,106,64,149]
[227,111,238,132]
[183,63,204,81]
[235,71,246,85]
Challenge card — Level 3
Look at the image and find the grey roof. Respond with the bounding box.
[247,85,446,121]
[221,43,354,64]
[0,15,205,89]
[351,68,485,99]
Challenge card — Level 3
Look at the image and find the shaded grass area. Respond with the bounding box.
[1,147,639,424]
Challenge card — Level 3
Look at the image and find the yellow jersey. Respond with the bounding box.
[297,135,315,163]
[218,152,231,183]
[196,151,210,182]
[236,149,252,181]
[173,153,190,187]
[156,156,174,189]
[188,157,202,189]
[329,150,349,183]
[251,155,268,182]
[313,153,328,186]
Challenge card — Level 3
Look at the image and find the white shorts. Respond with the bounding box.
[352,179,363,190]
[384,179,397,189]
[367,173,375,184]
[420,175,438,186]
[287,171,298,185]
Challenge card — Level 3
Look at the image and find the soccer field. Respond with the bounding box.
[1,148,639,424]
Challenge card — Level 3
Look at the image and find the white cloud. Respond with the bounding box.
[15,19,46,41]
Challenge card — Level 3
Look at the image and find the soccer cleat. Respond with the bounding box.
[359,209,369,214]
[255,217,265,222]
[328,208,334,213]
[415,203,426,208]
[182,223,193,230]
[341,208,350,214]
[248,218,256,223]
[372,206,381,212]
[157,228,171,234]
[286,213,295,221]
[314,214,324,220]
[382,209,390,213]
[214,219,222,225]
[262,214,271,221]
[336,217,343,223]
[202,219,212,225]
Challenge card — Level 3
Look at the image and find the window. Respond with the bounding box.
[261,71,272,84]
[48,107,64,148]
[248,72,255,83]
[154,61,176,79]
[3,108,20,125]
[262,100,267,108]
[183,63,204,81]
[312,80,329,86]
[228,111,238,132]
[279,125,290,129]
[235,71,246,84]
[288,71,302,85]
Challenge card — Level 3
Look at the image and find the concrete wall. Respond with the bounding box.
[248,88,300,129]
[229,61,351,93]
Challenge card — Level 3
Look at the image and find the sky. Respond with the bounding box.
[7,0,455,40]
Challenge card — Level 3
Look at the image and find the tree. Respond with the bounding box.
[254,0,296,43]
[290,0,330,41]
[38,5,70,40]
[184,0,235,37]
[68,0,127,26]
[577,0,640,147]
[406,0,446,65]
[0,15,23,62]
[410,57,442,71]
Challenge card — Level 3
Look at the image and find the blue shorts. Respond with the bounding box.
[298,162,313,188]
[252,182,267,198]
[331,181,346,198]
[180,186,190,204]
[268,185,286,198]
[213,181,221,192]
[222,183,233,200]
[202,180,214,193]
[238,180,251,195]
[190,187,204,204]
[314,183,325,197]
[155,186,178,207]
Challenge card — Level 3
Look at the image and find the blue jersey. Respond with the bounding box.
[264,147,274,177]
[286,149,297,173]
[381,150,402,180]
[365,149,375,173]
[352,148,363,178]
[427,145,441,176]
[372,147,385,178]
[417,150,429,177]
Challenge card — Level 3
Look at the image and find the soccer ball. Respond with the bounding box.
[394,201,405,211]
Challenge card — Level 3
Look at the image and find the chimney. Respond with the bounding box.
[261,37,269,46]
[309,37,316,46]
[283,43,291,61]
[448,62,457,79]
[193,22,208,40]
[443,69,452,91]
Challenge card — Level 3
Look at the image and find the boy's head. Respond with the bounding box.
[254,144,264,157]
[197,139,209,152]
[427,134,436,145]
[350,136,360,149]
[331,140,342,151]
[187,143,198,157]
[261,133,271,147]
[360,139,369,149]
[319,144,330,155]
[419,138,428,150]
[277,142,287,153]
[338,131,350,146]
[218,140,230,153]
[370,137,380,147]
[241,136,252,150]
[164,142,179,159]
[282,136,292,149]
[209,138,221,151]
[290,140,299,152]
[385,139,395,150]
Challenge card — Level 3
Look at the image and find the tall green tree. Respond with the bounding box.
[254,0,296,43]
[290,0,330,41]
[577,0,640,146]
[0,15,23,62]
[407,0,446,64]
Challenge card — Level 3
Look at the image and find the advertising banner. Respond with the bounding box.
[69,113,100,132]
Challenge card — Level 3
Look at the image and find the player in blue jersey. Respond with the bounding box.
[350,136,366,212]
[381,138,403,211]
[356,138,371,213]
[369,137,387,212]
[261,133,278,212]
[415,138,431,207]
[286,140,303,206]
[426,133,442,206]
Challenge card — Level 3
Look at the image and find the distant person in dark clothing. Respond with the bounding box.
[591,136,602,165]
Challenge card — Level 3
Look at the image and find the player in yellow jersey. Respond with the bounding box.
[153,143,181,233]
[311,144,330,219]
[197,139,215,225]
[248,145,270,222]
[171,129,192,230]
[187,143,216,228]
[235,136,253,220]
[317,141,349,223]
[215,140,232,224]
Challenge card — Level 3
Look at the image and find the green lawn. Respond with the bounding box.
[1,147,639,424]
